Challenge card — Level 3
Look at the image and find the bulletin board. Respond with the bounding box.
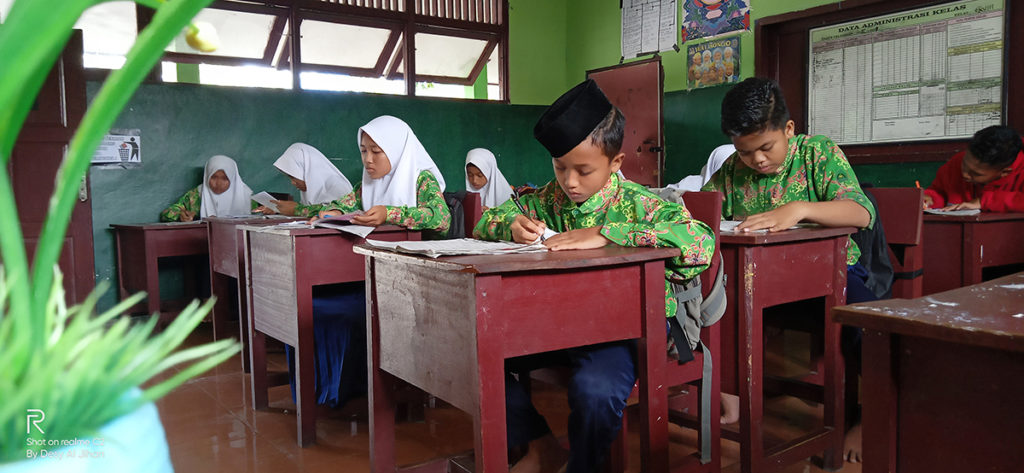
[755,0,1022,164]
[807,0,1005,145]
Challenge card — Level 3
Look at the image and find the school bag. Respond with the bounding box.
[656,187,727,465]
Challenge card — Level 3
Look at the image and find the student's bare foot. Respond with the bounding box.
[844,422,863,463]
[510,435,567,473]
[721,393,740,424]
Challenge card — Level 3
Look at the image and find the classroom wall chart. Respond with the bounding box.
[807,0,1004,145]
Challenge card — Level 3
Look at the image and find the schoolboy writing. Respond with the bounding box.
[474,79,714,473]
[316,115,450,233]
[923,125,1024,212]
[702,77,878,463]
[160,154,254,222]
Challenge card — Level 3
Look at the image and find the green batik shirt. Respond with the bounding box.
[701,134,875,265]
[474,173,715,319]
[292,202,326,218]
[159,186,260,222]
[322,170,451,232]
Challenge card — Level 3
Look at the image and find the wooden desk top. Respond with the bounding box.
[834,272,1024,353]
[240,224,410,237]
[923,212,1024,223]
[720,225,857,245]
[354,245,681,275]
[205,215,300,225]
[110,221,207,230]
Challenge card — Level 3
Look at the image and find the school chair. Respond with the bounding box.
[607,190,723,473]
[441,191,484,238]
[520,191,723,473]
[865,187,924,299]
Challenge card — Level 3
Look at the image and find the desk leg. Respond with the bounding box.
[473,275,509,473]
[822,238,847,470]
[368,259,397,473]
[145,237,161,321]
[861,330,897,473]
[237,272,251,373]
[737,247,766,473]
[295,277,317,447]
[210,272,232,341]
[962,225,983,287]
[638,261,669,473]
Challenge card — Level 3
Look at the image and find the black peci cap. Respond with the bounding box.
[533,79,613,158]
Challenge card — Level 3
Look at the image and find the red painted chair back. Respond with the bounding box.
[866,187,924,298]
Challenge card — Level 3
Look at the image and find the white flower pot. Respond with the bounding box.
[1,400,173,473]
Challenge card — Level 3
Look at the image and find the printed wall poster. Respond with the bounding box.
[681,0,750,42]
[687,36,740,89]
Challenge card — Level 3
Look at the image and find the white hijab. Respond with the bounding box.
[667,144,736,192]
[358,116,445,211]
[273,143,353,205]
[465,148,512,208]
[199,155,253,218]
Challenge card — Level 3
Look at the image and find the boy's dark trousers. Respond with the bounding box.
[505,340,637,473]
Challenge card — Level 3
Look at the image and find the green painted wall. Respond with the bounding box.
[508,0,568,105]
[88,82,551,310]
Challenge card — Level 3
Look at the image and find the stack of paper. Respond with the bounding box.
[364,238,548,258]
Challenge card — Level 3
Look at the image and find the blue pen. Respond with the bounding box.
[510,191,546,242]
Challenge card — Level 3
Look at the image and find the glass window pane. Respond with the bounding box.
[196,64,292,89]
[486,47,498,83]
[301,71,405,95]
[301,20,393,69]
[74,1,137,69]
[166,8,276,59]
[414,33,487,78]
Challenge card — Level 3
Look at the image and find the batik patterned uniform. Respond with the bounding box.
[291,202,326,218]
[702,134,875,265]
[322,170,450,232]
[474,173,714,318]
[160,186,259,222]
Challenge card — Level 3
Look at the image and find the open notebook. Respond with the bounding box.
[924,208,981,216]
[364,238,548,258]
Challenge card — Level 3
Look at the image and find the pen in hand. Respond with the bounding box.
[509,190,546,242]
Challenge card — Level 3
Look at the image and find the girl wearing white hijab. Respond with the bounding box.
[268,143,353,217]
[160,155,253,222]
[465,148,512,209]
[318,115,450,232]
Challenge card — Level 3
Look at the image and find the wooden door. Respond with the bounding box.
[10,31,95,304]
[588,58,664,187]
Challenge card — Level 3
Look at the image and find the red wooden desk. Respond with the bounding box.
[355,245,678,473]
[922,212,1024,295]
[111,221,208,321]
[207,216,301,371]
[242,225,419,446]
[834,272,1024,473]
[719,226,854,473]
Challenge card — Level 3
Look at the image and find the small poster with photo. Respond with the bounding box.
[686,36,740,89]
[681,0,750,42]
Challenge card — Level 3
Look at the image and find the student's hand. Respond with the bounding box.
[179,210,195,222]
[922,194,934,210]
[737,202,806,232]
[272,200,297,216]
[942,198,980,211]
[544,226,610,251]
[311,209,341,224]
[253,206,275,215]
[352,205,387,227]
[511,214,547,243]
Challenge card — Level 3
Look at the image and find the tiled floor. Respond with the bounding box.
[154,324,862,473]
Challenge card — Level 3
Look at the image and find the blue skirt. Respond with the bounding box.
[285,285,367,407]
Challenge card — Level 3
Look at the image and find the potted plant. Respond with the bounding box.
[0,0,237,470]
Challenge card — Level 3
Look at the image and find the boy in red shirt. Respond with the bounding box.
[924,125,1024,212]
